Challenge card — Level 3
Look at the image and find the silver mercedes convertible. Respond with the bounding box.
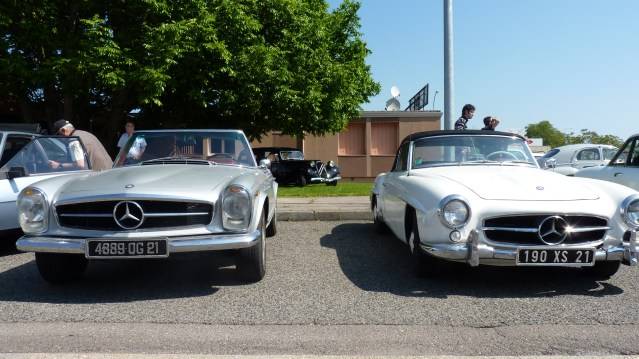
[16,130,278,283]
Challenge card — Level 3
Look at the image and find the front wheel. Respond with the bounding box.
[296,175,307,187]
[408,212,440,277]
[237,214,266,282]
[35,253,87,284]
[582,261,621,280]
[266,210,277,237]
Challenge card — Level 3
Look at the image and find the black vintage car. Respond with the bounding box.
[253,147,341,186]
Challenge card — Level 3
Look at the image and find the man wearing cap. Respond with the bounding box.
[50,120,113,171]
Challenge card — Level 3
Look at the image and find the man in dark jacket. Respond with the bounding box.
[50,120,113,171]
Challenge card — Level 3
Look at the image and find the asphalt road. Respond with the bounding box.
[0,220,638,355]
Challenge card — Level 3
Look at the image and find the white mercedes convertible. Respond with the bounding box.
[371,130,639,278]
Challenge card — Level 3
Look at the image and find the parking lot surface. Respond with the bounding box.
[0,221,638,355]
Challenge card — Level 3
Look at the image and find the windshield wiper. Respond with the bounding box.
[500,160,535,165]
[141,156,216,166]
[459,160,500,165]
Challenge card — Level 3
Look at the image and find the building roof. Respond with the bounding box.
[400,130,526,145]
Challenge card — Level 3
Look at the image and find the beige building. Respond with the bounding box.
[252,111,442,180]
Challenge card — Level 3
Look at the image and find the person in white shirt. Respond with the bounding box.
[117,120,135,150]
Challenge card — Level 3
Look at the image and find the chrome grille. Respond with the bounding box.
[56,200,213,231]
[483,215,608,245]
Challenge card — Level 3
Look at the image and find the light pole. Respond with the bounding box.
[444,0,454,130]
[432,90,439,110]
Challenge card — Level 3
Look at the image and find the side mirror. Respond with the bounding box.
[7,166,26,179]
[259,158,271,169]
[544,158,557,169]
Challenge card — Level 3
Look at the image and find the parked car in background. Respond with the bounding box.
[371,130,638,279]
[0,130,37,169]
[576,134,639,190]
[538,144,618,176]
[17,130,277,284]
[253,147,341,186]
[1,136,90,242]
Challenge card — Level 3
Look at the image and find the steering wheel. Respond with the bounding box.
[486,151,518,161]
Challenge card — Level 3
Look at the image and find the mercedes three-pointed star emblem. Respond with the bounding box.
[538,216,569,245]
[113,201,145,230]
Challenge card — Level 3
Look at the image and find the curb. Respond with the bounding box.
[279,211,370,221]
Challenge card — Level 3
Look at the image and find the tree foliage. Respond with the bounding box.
[0,0,380,140]
[525,121,623,148]
[525,121,566,148]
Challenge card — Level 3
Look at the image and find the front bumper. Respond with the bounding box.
[310,176,341,183]
[16,230,261,256]
[420,230,639,267]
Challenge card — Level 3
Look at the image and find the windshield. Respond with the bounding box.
[603,147,618,161]
[280,150,304,160]
[114,131,256,167]
[0,136,90,175]
[411,135,537,169]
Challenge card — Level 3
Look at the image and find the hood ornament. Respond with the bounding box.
[125,184,135,189]
[536,186,544,191]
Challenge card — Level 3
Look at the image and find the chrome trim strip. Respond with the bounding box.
[59,213,113,218]
[482,226,610,233]
[144,212,210,218]
[54,195,214,206]
[483,227,537,233]
[567,226,611,233]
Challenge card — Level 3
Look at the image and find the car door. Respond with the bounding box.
[0,136,91,231]
[382,142,410,241]
[600,137,639,190]
[0,134,34,168]
[572,147,602,170]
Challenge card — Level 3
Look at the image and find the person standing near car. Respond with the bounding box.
[454,104,475,130]
[481,116,500,131]
[50,120,113,171]
[117,120,136,151]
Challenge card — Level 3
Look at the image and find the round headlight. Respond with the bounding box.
[222,185,251,231]
[17,187,49,234]
[621,195,639,229]
[439,195,470,228]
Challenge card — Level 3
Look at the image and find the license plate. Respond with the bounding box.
[516,248,595,266]
[86,239,168,258]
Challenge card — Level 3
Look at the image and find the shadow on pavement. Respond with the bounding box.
[0,252,250,304]
[320,222,624,299]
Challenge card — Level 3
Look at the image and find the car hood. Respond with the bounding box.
[56,165,252,200]
[412,166,600,201]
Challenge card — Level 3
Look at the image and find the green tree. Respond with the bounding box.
[0,0,379,141]
[566,129,624,148]
[525,121,566,148]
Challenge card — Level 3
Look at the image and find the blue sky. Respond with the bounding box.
[328,0,638,138]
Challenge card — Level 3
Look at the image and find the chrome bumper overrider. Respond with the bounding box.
[16,230,261,255]
[420,230,639,267]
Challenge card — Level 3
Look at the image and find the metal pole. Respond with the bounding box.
[432,90,439,110]
[444,0,454,130]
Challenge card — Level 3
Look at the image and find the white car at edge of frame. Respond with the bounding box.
[576,133,639,191]
[371,130,639,279]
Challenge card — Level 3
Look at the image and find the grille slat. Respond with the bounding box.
[56,200,213,231]
[483,215,607,245]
